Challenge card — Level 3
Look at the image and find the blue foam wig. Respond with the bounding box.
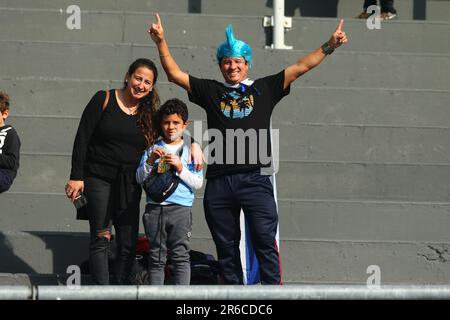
[216,24,252,68]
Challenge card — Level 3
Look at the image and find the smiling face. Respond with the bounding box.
[161,113,187,144]
[125,66,154,100]
[219,57,249,85]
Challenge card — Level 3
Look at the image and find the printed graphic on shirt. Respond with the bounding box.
[0,127,12,155]
[219,90,254,119]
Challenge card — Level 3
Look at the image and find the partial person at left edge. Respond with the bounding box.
[0,91,21,194]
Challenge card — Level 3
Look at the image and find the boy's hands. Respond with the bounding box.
[148,13,164,44]
[164,153,183,173]
[147,147,165,165]
[147,148,183,173]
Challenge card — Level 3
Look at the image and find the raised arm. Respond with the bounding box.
[148,13,191,92]
[284,19,348,90]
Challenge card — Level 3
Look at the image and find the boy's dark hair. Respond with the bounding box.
[0,91,10,113]
[157,98,189,124]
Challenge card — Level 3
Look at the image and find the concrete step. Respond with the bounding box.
[2,193,450,243]
[282,239,450,284]
[0,231,90,274]
[9,154,450,202]
[0,192,211,241]
[0,273,93,286]
[284,18,450,54]
[279,124,450,163]
[2,230,450,284]
[1,41,449,90]
[2,10,450,53]
[0,231,215,274]
[9,115,450,164]
[3,78,450,127]
[2,0,449,21]
[0,9,450,53]
[276,161,450,202]
[0,0,204,14]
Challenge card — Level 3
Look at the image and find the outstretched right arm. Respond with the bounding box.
[148,14,191,93]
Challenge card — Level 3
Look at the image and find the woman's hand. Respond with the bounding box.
[190,142,204,171]
[65,180,84,202]
[328,19,348,49]
[148,13,164,44]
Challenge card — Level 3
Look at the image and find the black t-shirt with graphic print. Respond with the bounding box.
[188,70,290,179]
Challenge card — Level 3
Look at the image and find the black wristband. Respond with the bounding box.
[321,42,335,55]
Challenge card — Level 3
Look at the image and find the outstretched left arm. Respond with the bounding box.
[284,19,348,90]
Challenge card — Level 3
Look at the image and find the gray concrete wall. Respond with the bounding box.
[2,0,450,21]
[7,115,450,162]
[9,154,450,200]
[2,41,449,89]
[2,79,449,127]
[1,2,449,285]
[2,10,450,53]
[0,10,450,53]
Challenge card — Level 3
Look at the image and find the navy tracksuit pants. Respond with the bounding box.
[0,169,12,193]
[203,170,281,285]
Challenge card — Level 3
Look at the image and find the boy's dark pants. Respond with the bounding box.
[143,204,192,285]
[0,169,12,193]
[203,170,281,285]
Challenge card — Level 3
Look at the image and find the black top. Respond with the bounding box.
[70,90,147,181]
[0,125,21,180]
[188,70,290,178]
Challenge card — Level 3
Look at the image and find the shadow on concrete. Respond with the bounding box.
[188,0,202,13]
[0,231,90,285]
[264,0,427,20]
[29,231,89,275]
[413,0,426,20]
[0,231,89,274]
[0,232,36,274]
[266,0,339,17]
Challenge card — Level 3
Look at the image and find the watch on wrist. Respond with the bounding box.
[321,42,335,55]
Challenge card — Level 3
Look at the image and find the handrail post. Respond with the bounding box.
[264,0,292,50]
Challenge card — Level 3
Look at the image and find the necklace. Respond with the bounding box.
[125,105,138,115]
[119,90,138,115]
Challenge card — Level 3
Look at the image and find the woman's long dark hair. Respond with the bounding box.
[125,58,160,149]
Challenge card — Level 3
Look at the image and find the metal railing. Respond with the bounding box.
[2,285,450,300]
[273,0,291,49]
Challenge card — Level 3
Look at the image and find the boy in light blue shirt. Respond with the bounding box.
[136,98,203,285]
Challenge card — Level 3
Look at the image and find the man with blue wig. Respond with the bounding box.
[148,14,347,285]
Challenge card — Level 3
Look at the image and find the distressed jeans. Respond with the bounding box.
[85,174,141,285]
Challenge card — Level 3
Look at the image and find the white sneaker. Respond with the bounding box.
[380,12,397,20]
